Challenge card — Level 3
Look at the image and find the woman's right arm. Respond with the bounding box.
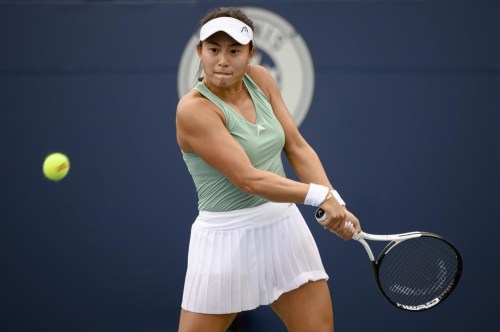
[176,94,312,205]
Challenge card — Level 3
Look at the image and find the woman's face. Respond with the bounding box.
[198,32,254,89]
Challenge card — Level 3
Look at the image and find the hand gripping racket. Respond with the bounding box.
[315,208,463,311]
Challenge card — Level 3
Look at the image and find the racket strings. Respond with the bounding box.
[377,236,460,308]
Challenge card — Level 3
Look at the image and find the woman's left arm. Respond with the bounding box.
[249,65,332,187]
[249,65,361,238]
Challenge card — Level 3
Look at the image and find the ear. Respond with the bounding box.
[248,47,256,63]
[196,42,202,57]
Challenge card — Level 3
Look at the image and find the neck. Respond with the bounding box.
[203,79,244,98]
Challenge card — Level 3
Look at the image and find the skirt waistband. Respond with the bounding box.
[195,202,295,230]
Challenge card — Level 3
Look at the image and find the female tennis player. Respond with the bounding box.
[176,7,361,332]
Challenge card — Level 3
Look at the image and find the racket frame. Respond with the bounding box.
[354,231,423,261]
[314,208,463,311]
[359,231,463,311]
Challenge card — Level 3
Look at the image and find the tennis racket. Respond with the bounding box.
[315,208,463,312]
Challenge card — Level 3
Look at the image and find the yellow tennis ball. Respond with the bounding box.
[43,152,70,181]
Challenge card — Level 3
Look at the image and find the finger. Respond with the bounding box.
[342,220,354,233]
[331,225,350,240]
[318,217,329,229]
[348,221,355,234]
[320,221,332,231]
[351,219,362,233]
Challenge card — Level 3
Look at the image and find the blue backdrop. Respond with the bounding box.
[1,1,499,331]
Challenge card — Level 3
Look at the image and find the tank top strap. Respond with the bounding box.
[193,80,233,121]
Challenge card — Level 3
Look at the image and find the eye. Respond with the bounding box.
[208,47,219,54]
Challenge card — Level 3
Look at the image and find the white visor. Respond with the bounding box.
[200,17,253,45]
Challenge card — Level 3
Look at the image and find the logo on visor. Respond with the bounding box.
[177,7,315,126]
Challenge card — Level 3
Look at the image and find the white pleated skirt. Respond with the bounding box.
[181,202,329,314]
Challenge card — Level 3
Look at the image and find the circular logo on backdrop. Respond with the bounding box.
[177,7,315,127]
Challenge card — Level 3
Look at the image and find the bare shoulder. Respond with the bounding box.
[176,90,202,117]
[177,90,222,123]
[247,64,279,99]
[176,90,226,152]
[176,89,225,137]
[247,64,274,84]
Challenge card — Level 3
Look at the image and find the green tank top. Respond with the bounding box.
[182,74,286,212]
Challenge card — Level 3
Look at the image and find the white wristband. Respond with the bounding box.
[331,190,346,206]
[304,184,330,207]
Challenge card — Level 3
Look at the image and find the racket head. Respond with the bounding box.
[373,233,463,311]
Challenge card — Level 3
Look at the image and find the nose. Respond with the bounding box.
[217,52,230,66]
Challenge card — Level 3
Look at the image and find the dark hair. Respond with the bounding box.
[199,7,254,31]
[198,7,254,50]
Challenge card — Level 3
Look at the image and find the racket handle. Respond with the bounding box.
[315,208,362,239]
[315,208,326,223]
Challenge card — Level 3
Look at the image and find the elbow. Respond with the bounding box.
[232,172,261,196]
